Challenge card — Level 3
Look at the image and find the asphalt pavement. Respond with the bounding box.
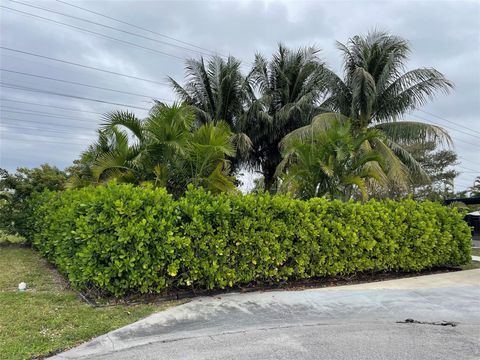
[52,269,480,360]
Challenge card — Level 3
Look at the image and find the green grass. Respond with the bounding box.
[460,261,480,270]
[0,230,26,245]
[0,246,180,360]
[459,247,480,270]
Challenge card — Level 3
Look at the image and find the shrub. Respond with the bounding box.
[0,165,66,237]
[26,183,472,296]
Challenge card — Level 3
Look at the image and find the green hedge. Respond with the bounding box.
[26,183,472,296]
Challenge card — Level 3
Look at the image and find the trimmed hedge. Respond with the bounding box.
[26,183,471,296]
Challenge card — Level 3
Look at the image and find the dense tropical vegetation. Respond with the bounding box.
[317,31,454,191]
[240,45,328,190]
[68,102,237,196]
[169,56,252,172]
[2,30,477,237]
[277,113,389,200]
[58,31,461,199]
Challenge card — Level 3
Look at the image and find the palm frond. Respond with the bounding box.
[280,112,348,148]
[101,111,144,142]
[231,132,253,159]
[351,67,376,122]
[374,121,452,147]
[385,139,430,183]
[91,150,132,182]
[204,163,238,194]
[376,68,453,121]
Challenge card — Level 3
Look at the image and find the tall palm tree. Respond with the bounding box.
[278,113,388,200]
[169,56,252,166]
[169,56,247,126]
[320,31,453,184]
[241,44,328,191]
[322,31,453,125]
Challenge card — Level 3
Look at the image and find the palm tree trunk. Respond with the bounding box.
[263,165,277,192]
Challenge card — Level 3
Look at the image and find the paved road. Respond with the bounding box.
[53,270,480,360]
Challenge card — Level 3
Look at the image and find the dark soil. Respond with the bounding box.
[81,266,463,307]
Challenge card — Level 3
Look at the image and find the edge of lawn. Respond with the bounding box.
[0,245,184,360]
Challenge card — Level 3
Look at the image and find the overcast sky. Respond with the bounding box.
[0,0,479,192]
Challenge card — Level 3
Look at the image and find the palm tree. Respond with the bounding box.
[169,56,252,167]
[241,44,328,191]
[278,113,388,200]
[70,103,237,195]
[319,31,453,185]
[181,121,237,193]
[169,56,247,126]
[67,124,142,188]
[322,31,453,125]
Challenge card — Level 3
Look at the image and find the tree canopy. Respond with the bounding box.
[23,31,461,203]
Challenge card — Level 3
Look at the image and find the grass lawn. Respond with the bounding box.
[458,247,480,270]
[0,246,180,360]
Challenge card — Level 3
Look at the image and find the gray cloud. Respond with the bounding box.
[1,0,478,191]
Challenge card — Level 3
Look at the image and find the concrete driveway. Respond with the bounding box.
[52,270,480,360]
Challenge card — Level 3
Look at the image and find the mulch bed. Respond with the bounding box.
[80,266,462,307]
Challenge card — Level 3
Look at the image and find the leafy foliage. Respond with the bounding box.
[320,31,453,186]
[0,164,66,235]
[27,183,471,296]
[468,177,480,197]
[322,31,453,125]
[369,141,459,200]
[169,56,248,128]
[67,32,455,199]
[69,103,237,196]
[280,112,415,195]
[277,115,388,200]
[169,55,252,168]
[241,44,328,190]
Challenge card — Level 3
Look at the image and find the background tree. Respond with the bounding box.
[0,164,66,235]
[409,142,458,200]
[467,177,480,197]
[368,141,459,200]
[241,44,328,191]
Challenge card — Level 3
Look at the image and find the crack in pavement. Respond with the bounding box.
[105,334,115,351]
[396,318,458,327]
